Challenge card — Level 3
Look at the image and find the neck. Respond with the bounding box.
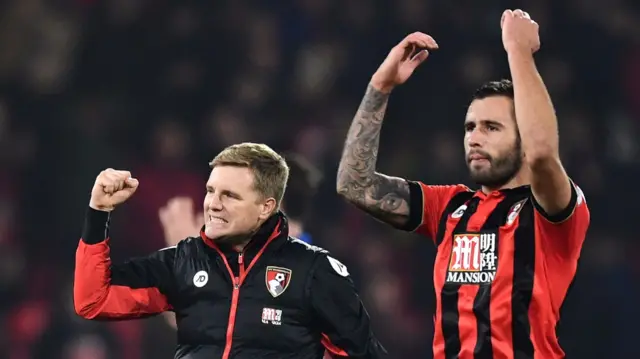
[224,218,270,252]
[481,167,531,194]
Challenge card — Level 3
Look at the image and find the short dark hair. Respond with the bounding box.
[281,153,322,221]
[472,79,514,100]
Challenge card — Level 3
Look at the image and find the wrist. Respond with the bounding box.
[89,201,115,212]
[369,77,394,94]
[82,207,111,244]
[506,47,534,61]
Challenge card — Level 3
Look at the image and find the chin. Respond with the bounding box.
[204,226,228,240]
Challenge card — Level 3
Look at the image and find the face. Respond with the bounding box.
[464,96,523,189]
[203,166,276,241]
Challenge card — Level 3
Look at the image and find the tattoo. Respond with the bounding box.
[336,85,411,227]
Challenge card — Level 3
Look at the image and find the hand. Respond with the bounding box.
[159,197,204,246]
[370,32,438,92]
[89,169,139,212]
[501,9,540,55]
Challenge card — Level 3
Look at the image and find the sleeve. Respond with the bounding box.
[74,207,176,320]
[397,181,470,241]
[532,180,590,258]
[309,254,387,358]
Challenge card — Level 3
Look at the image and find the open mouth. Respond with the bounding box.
[208,215,228,224]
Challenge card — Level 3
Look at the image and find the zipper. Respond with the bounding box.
[214,222,282,359]
[222,255,242,359]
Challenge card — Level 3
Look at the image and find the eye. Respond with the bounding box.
[223,192,240,200]
[487,125,500,132]
[464,123,475,132]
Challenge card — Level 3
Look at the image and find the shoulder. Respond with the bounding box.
[284,238,350,276]
[285,237,329,257]
[170,236,207,257]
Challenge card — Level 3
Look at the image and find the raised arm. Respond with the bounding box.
[502,10,590,257]
[502,10,572,215]
[336,85,411,227]
[74,169,175,320]
[75,208,175,320]
[337,32,438,228]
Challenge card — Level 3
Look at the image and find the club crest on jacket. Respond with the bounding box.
[265,266,292,297]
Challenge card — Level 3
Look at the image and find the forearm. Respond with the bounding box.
[74,208,171,320]
[337,84,389,189]
[507,50,559,162]
[336,84,410,225]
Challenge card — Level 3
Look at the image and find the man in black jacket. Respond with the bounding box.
[74,142,386,359]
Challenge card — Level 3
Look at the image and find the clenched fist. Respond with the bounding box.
[159,197,204,246]
[501,9,540,54]
[89,168,139,212]
[370,32,438,92]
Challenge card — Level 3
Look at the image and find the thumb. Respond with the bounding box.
[501,10,513,28]
[410,50,429,68]
[120,182,139,197]
[125,178,139,188]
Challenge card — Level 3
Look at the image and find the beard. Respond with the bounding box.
[467,140,523,189]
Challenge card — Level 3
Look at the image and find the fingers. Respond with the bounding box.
[400,32,439,50]
[503,9,536,23]
[97,168,137,194]
[159,197,196,223]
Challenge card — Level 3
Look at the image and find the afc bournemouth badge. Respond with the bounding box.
[265,266,292,298]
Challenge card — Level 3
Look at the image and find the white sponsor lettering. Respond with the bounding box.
[446,271,497,284]
[446,232,498,284]
[261,307,282,326]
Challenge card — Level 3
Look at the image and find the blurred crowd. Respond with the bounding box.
[0,0,639,358]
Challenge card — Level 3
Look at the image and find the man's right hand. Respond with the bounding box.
[159,197,204,246]
[89,169,139,212]
[370,32,438,93]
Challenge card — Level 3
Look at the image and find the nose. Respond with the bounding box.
[467,128,484,148]
[205,194,223,211]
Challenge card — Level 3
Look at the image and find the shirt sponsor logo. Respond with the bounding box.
[446,232,498,284]
[193,270,209,288]
[261,307,282,326]
[451,204,468,219]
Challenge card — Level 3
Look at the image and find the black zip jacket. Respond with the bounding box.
[74,208,386,359]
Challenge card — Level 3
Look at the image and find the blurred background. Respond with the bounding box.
[0,0,638,358]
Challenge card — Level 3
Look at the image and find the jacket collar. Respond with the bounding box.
[200,211,289,253]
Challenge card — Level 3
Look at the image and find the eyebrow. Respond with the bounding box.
[206,186,242,198]
[465,119,504,127]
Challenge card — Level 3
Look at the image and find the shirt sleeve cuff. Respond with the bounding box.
[531,181,578,224]
[81,207,111,244]
[394,180,424,232]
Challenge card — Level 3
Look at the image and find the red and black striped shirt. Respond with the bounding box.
[401,181,589,359]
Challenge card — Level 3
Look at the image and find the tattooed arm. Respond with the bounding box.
[336,84,411,227]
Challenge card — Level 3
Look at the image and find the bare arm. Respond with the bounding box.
[336,84,411,227]
[503,10,572,216]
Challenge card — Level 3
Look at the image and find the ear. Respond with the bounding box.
[258,197,277,220]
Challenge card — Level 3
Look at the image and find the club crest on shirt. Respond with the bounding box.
[506,199,527,226]
[265,266,292,298]
[446,231,499,285]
